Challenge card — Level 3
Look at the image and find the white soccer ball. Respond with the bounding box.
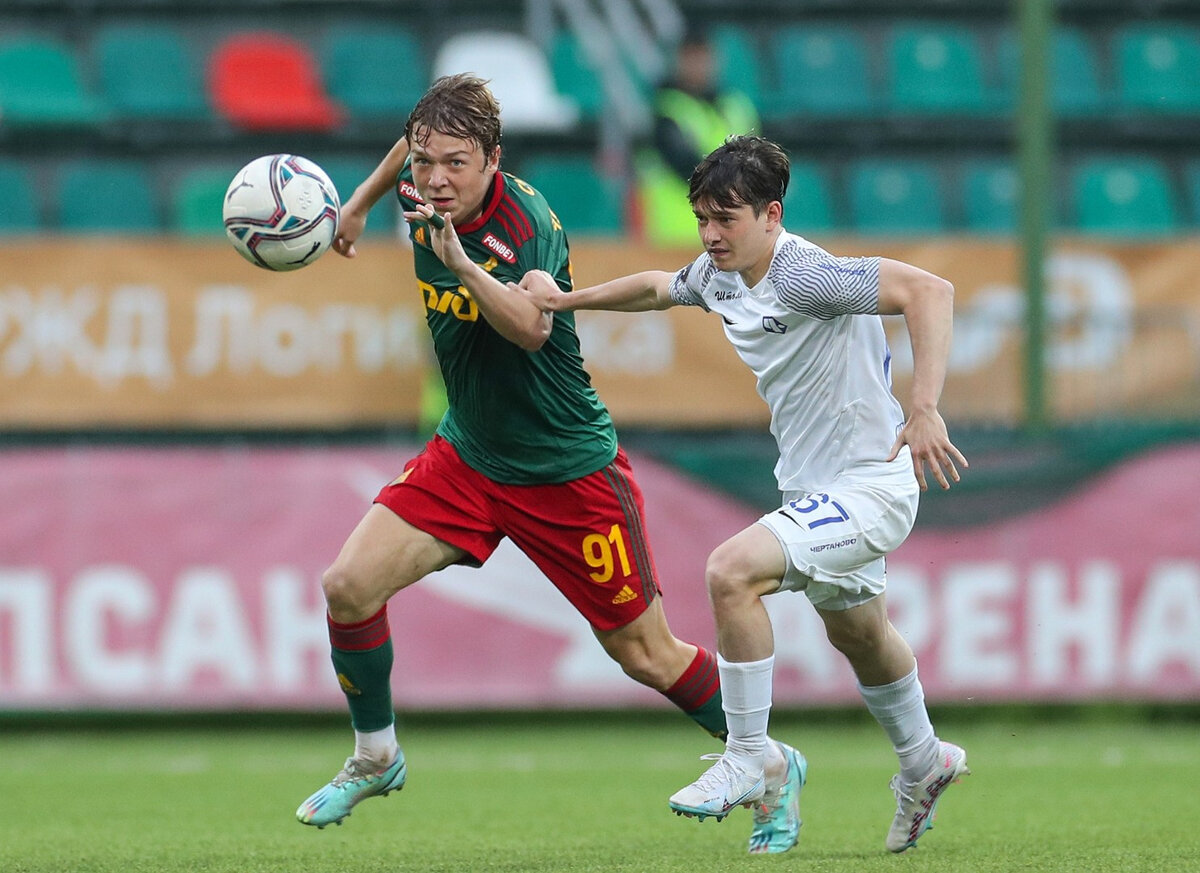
[223,154,340,271]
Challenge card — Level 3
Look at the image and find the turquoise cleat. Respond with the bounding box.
[296,752,407,828]
[748,742,807,854]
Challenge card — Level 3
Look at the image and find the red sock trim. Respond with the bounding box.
[665,646,720,712]
[328,606,391,651]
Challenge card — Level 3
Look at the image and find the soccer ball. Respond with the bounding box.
[223,154,340,271]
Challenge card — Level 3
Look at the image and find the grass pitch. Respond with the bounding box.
[2,711,1198,872]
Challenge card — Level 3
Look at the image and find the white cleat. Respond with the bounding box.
[886,741,969,853]
[669,753,765,823]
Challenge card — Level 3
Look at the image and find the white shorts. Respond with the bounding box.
[756,462,919,611]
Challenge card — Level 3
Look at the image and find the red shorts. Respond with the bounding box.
[374,435,661,631]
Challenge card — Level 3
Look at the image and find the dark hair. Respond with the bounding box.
[405,73,503,156]
[687,135,790,216]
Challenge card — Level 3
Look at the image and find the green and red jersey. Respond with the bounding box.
[396,162,617,484]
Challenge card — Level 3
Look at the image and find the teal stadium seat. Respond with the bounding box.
[0,160,40,233]
[1071,157,1178,234]
[56,160,160,233]
[849,160,944,232]
[324,25,426,119]
[173,168,239,236]
[550,31,606,121]
[768,25,873,117]
[1184,162,1200,228]
[1115,24,1200,113]
[996,28,1108,116]
[961,160,1019,233]
[782,159,834,232]
[520,157,624,236]
[96,24,208,119]
[712,24,765,111]
[0,36,106,127]
[888,23,989,114]
[306,156,377,209]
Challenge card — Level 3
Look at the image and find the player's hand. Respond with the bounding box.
[403,203,466,272]
[888,408,968,491]
[332,203,368,258]
[513,270,565,312]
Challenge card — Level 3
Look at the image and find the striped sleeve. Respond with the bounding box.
[667,255,716,310]
[770,241,881,319]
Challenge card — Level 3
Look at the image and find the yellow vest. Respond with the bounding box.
[637,88,760,247]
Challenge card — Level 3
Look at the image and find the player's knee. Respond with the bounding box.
[321,564,375,623]
[704,545,756,608]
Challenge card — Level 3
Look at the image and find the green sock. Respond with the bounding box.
[327,607,395,732]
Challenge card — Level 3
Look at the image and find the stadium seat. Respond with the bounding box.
[766,25,874,117]
[996,27,1108,116]
[848,159,945,232]
[1115,24,1200,113]
[549,31,606,121]
[305,156,377,207]
[1184,162,1200,228]
[519,156,624,235]
[0,36,107,127]
[56,159,160,233]
[323,25,426,119]
[172,168,237,236]
[433,32,579,132]
[1071,157,1178,233]
[208,32,344,132]
[712,24,765,110]
[887,23,990,114]
[782,159,834,231]
[961,159,1019,233]
[96,24,209,119]
[0,160,40,233]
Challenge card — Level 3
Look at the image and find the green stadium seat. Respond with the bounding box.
[1071,157,1178,234]
[888,23,989,114]
[961,159,1019,233]
[96,24,208,119]
[848,159,944,232]
[0,36,107,127]
[323,25,426,119]
[712,24,764,111]
[996,27,1108,116]
[172,168,237,236]
[783,159,834,232]
[0,160,40,233]
[1115,24,1200,113]
[767,25,873,117]
[56,159,160,233]
[520,156,624,235]
[549,31,606,121]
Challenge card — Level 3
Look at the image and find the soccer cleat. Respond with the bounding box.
[296,752,407,828]
[669,753,765,823]
[885,741,969,853]
[748,742,807,854]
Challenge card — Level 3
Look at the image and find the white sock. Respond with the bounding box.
[354,723,398,766]
[858,667,939,784]
[718,654,774,774]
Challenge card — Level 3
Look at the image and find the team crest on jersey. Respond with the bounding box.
[397,180,424,203]
[481,232,517,263]
[762,316,789,334]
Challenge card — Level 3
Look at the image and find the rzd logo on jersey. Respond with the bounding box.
[419,279,478,322]
[481,233,517,264]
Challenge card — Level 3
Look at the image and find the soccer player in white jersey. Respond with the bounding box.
[516,135,969,854]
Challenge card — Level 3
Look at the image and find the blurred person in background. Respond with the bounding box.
[295,75,804,856]
[519,135,970,854]
[638,27,760,248]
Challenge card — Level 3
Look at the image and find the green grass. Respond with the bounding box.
[2,712,1199,872]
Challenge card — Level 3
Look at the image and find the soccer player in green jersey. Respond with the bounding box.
[295,74,804,854]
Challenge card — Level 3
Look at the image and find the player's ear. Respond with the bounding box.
[485,146,501,173]
[766,199,783,228]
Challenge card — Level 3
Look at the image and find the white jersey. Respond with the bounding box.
[668,230,907,494]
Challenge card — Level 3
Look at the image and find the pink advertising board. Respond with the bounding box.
[1,443,1198,710]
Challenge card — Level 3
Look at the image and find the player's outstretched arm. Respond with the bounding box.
[876,258,968,491]
[333,138,411,258]
[517,270,676,313]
